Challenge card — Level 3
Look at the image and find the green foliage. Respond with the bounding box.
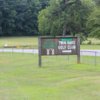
[0,0,99,38]
[86,6,100,38]
[94,0,100,6]
[0,0,50,36]
[38,0,93,36]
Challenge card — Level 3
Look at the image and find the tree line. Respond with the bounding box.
[0,0,49,36]
[0,0,100,38]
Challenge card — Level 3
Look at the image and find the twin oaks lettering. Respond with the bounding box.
[58,40,76,50]
[58,41,67,50]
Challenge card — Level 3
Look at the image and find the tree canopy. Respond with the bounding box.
[0,0,49,36]
[0,0,99,38]
[38,0,95,36]
[86,0,100,38]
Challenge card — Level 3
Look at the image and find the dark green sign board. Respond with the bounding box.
[38,36,80,67]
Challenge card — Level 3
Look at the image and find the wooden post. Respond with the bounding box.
[94,51,96,66]
[77,37,80,64]
[38,37,42,67]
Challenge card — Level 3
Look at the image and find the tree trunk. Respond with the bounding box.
[63,24,67,36]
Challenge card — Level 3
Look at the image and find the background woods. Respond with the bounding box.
[0,0,99,38]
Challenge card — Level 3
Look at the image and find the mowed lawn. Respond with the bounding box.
[0,37,38,48]
[0,36,100,49]
[0,53,100,100]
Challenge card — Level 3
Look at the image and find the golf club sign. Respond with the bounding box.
[38,36,80,67]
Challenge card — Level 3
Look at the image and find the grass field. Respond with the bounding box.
[0,53,100,100]
[0,37,38,48]
[0,37,100,49]
[81,45,100,50]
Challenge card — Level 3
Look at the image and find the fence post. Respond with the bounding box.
[94,51,97,66]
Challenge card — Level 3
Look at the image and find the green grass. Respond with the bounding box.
[0,53,100,100]
[81,38,100,49]
[0,36,38,48]
[0,37,100,49]
[82,38,100,45]
[81,45,100,50]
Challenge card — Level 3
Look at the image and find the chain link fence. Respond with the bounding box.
[0,48,100,66]
[80,51,100,66]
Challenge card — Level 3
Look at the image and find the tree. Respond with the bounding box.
[0,0,48,36]
[94,0,100,6]
[14,0,39,36]
[0,0,16,36]
[86,0,100,38]
[38,0,92,36]
[39,0,50,9]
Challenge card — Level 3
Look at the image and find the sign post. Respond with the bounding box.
[38,37,42,67]
[77,37,80,64]
[38,36,80,67]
